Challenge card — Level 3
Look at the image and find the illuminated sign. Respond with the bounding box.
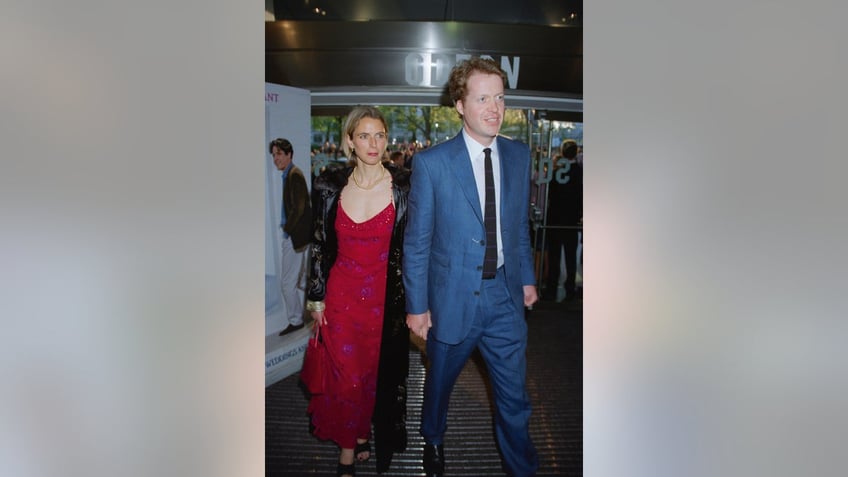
[404,54,520,89]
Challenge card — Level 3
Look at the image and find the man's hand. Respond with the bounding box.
[523,285,539,307]
[406,311,432,340]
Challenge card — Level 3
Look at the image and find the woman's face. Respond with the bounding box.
[348,117,388,166]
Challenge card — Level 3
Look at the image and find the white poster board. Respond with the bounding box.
[265,82,312,386]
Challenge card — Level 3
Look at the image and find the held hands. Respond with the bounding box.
[406,311,431,341]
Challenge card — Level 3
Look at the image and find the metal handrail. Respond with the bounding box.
[535,224,582,230]
[530,205,582,289]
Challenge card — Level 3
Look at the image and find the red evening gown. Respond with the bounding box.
[308,199,395,448]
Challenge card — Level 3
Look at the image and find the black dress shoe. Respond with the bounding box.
[336,462,355,477]
[278,323,304,336]
[423,444,444,477]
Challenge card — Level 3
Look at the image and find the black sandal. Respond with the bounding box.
[354,440,371,462]
[336,462,356,477]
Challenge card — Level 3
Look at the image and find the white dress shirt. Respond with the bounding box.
[462,130,504,269]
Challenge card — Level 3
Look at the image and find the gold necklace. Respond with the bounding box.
[352,165,386,190]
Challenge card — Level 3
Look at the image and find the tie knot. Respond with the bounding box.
[483,147,492,158]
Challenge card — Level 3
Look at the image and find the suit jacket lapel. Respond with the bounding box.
[497,136,514,217]
[447,135,484,224]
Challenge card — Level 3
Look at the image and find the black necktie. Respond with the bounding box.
[483,147,497,279]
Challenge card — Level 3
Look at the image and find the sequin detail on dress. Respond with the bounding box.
[307,200,395,448]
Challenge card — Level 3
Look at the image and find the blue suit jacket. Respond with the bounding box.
[403,134,536,345]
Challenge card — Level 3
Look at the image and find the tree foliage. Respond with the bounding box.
[311,106,575,150]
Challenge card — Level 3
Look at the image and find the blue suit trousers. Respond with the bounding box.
[421,267,539,477]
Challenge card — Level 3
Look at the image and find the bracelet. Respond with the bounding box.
[305,300,326,312]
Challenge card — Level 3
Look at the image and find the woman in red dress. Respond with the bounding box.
[305,106,410,477]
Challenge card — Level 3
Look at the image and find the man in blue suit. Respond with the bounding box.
[404,58,540,477]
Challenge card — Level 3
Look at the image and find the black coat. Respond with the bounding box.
[307,162,410,473]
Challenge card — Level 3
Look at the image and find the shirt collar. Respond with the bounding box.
[461,129,498,160]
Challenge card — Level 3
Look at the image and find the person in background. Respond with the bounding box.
[306,106,411,477]
[271,138,312,336]
[389,150,407,169]
[404,58,539,477]
[544,139,583,301]
[404,143,417,169]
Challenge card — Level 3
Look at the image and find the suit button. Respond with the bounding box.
[476,265,483,271]
[480,240,485,246]
[474,291,480,296]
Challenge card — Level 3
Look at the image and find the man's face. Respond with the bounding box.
[456,72,505,145]
[272,145,292,171]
